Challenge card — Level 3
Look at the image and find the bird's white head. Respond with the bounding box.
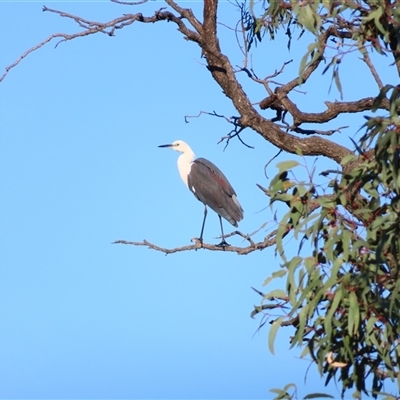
[158,140,192,154]
[158,140,195,188]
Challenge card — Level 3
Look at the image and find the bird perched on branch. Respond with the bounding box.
[158,140,243,246]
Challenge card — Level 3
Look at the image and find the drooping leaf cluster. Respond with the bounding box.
[245,0,400,50]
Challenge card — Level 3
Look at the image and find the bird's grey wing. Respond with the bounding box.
[188,158,243,226]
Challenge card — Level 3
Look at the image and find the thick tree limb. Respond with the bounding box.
[203,0,218,47]
[260,97,389,126]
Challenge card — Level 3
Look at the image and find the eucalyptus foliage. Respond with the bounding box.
[249,1,400,398]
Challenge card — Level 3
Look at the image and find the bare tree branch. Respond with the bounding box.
[260,96,389,125]
[0,6,201,83]
[165,0,203,34]
[279,26,352,96]
[112,229,278,255]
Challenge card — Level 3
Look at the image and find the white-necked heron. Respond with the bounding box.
[158,140,244,246]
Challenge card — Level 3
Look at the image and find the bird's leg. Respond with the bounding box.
[216,215,230,248]
[197,205,208,247]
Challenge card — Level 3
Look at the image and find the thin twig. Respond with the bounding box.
[359,43,383,89]
[237,66,272,95]
[292,125,349,136]
[184,110,233,124]
[218,126,254,150]
[222,229,256,246]
[111,0,148,5]
[263,150,283,179]
[265,60,293,80]
[320,169,343,177]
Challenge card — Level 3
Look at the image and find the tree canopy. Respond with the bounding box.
[3,0,400,398]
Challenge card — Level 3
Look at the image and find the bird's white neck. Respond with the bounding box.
[177,149,195,188]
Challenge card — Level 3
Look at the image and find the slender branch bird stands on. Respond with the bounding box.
[158,140,244,247]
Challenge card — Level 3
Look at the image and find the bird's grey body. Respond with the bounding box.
[158,140,243,246]
[188,158,243,227]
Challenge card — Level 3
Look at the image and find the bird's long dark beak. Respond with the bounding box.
[158,144,173,148]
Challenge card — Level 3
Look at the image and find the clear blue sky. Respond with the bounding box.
[0,2,397,399]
